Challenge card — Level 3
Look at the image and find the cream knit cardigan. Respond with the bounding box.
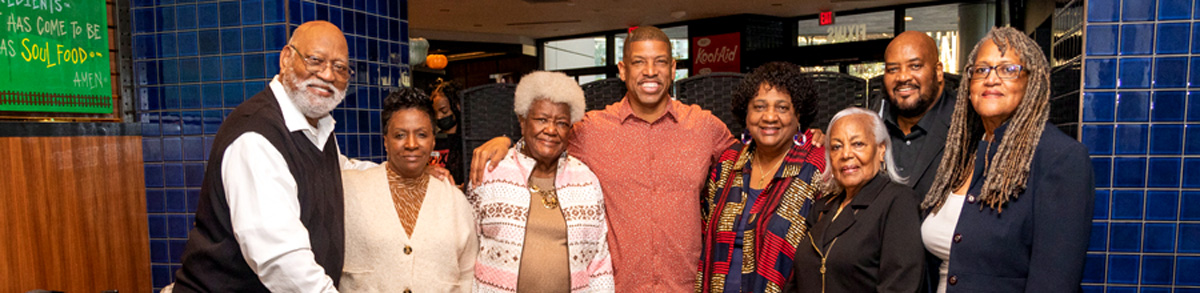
[467,143,614,293]
[340,163,478,293]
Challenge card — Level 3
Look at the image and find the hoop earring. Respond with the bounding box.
[740,130,753,145]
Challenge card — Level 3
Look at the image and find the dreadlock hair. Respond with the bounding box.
[921,27,1051,213]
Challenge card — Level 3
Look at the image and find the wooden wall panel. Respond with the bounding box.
[0,135,150,293]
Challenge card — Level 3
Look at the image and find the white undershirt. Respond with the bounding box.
[219,76,376,292]
[921,191,966,293]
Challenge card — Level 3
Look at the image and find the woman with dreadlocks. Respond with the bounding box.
[919,27,1094,293]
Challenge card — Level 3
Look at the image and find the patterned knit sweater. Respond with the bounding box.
[467,141,615,293]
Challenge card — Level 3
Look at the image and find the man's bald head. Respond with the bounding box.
[287,21,349,64]
[883,31,944,119]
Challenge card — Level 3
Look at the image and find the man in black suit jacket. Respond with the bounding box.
[879,31,957,198]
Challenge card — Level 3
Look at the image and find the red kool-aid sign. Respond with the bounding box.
[691,32,740,75]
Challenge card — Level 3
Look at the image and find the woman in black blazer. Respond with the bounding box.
[919,27,1094,293]
[785,107,924,293]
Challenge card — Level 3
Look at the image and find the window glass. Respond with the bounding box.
[576,74,606,84]
[544,36,606,70]
[616,26,689,63]
[798,10,894,46]
[906,3,961,73]
[849,62,885,80]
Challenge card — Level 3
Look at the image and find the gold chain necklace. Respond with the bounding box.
[753,153,785,186]
[528,181,559,209]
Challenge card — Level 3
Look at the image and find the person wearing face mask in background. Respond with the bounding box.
[430,80,466,186]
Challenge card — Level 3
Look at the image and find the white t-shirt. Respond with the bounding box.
[921,192,967,293]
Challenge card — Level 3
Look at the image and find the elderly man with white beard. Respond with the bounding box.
[172,21,361,293]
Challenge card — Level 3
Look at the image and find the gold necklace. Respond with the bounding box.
[753,154,785,186]
[528,181,559,209]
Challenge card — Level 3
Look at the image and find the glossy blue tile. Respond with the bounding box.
[203,137,215,161]
[265,25,288,51]
[177,31,198,57]
[1117,92,1150,122]
[1124,0,1158,20]
[198,3,218,28]
[1120,23,1153,54]
[183,136,204,161]
[132,0,154,7]
[246,81,266,100]
[221,28,242,54]
[317,3,329,21]
[1095,190,1110,220]
[137,61,160,86]
[187,189,201,213]
[288,0,302,25]
[1160,0,1194,19]
[198,29,220,55]
[1083,254,1106,283]
[1152,91,1186,122]
[223,55,243,81]
[1112,190,1145,220]
[1085,59,1118,89]
[142,114,162,137]
[1183,191,1200,221]
[134,8,155,33]
[1119,58,1152,88]
[1141,287,1171,293]
[162,112,183,135]
[163,137,183,161]
[152,264,172,287]
[182,111,203,135]
[146,189,166,213]
[220,1,240,27]
[330,7,343,28]
[1114,124,1148,154]
[168,214,189,238]
[1147,158,1182,187]
[1179,256,1200,285]
[1154,57,1188,89]
[203,110,223,135]
[1184,158,1200,188]
[1190,93,1200,122]
[1194,23,1200,54]
[165,189,186,213]
[150,239,169,263]
[242,0,263,25]
[266,52,281,76]
[1113,157,1146,187]
[1150,124,1184,155]
[177,5,197,30]
[244,54,266,79]
[1090,222,1108,250]
[243,27,264,52]
[1156,23,1190,54]
[159,34,178,60]
[265,0,285,23]
[165,163,185,187]
[223,82,244,107]
[1144,223,1177,253]
[1147,190,1176,220]
[148,214,168,238]
[342,10,355,35]
[185,163,204,187]
[1108,254,1140,283]
[201,57,222,82]
[134,35,157,59]
[303,1,316,22]
[157,6,175,31]
[144,137,163,162]
[180,85,200,109]
[1141,255,1174,285]
[179,59,200,83]
[201,84,221,108]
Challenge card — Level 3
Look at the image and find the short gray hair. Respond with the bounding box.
[818,107,907,194]
[514,71,587,123]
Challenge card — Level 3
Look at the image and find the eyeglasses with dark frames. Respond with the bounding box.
[287,44,355,80]
[966,64,1026,80]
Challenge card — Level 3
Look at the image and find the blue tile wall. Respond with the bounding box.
[1083,0,1198,290]
[133,0,409,290]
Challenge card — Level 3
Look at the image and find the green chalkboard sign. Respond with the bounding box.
[0,0,113,114]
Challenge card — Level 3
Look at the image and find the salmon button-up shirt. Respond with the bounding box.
[567,97,736,293]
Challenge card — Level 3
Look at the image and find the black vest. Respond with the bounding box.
[174,88,344,292]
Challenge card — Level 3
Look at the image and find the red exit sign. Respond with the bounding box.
[819,11,834,26]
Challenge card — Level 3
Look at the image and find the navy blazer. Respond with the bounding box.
[924,122,1094,293]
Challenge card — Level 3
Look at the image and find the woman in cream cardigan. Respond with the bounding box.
[341,87,478,292]
[468,71,613,292]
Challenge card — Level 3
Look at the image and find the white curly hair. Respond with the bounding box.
[514,71,587,123]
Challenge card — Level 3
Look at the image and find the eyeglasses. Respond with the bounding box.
[287,44,355,80]
[966,64,1026,80]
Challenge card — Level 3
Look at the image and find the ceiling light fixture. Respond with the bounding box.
[904,16,913,21]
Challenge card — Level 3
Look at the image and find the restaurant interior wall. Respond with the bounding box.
[131,0,411,291]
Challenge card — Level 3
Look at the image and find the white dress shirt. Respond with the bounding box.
[921,191,966,293]
[220,76,374,293]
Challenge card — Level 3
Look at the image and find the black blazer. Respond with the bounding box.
[786,174,925,293]
[923,122,1094,293]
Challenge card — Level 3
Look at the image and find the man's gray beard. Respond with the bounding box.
[286,74,346,119]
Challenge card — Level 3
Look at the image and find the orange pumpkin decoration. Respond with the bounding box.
[426,54,448,69]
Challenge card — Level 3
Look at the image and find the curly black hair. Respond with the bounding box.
[381,87,436,134]
[731,61,818,130]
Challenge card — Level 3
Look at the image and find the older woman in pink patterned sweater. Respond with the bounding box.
[467,71,613,293]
